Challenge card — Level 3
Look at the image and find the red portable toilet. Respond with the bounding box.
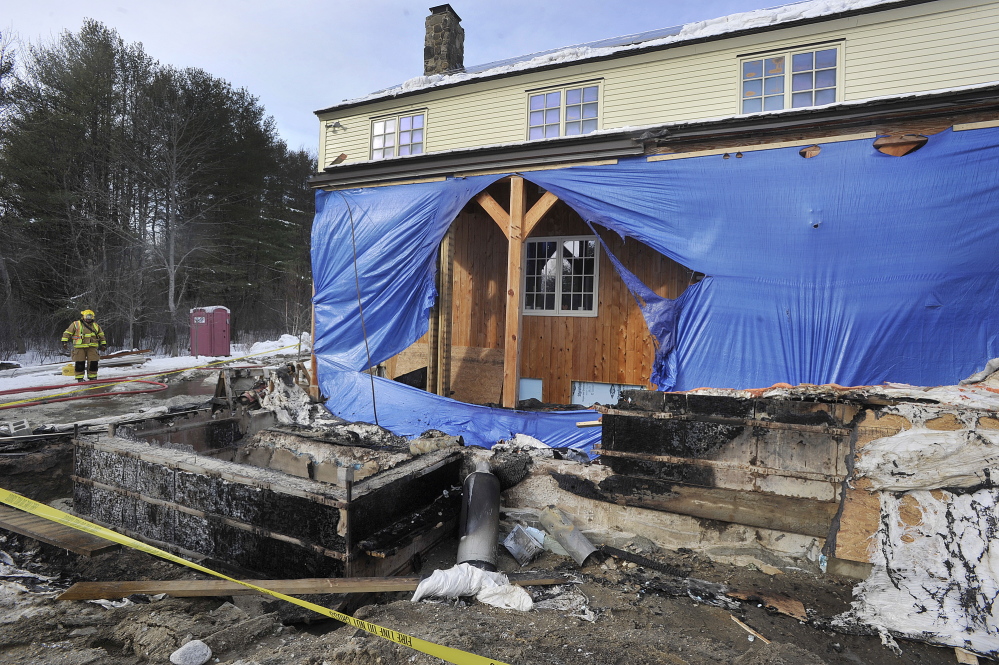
[189,306,231,357]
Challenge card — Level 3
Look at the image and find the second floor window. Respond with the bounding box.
[528,84,600,140]
[741,46,838,114]
[371,112,425,160]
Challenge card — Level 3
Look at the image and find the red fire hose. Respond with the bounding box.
[0,376,169,410]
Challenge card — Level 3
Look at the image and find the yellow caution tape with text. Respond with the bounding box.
[0,487,511,665]
[0,342,304,410]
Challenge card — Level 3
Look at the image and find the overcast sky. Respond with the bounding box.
[5,0,782,152]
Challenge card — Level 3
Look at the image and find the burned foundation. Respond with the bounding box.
[71,414,463,579]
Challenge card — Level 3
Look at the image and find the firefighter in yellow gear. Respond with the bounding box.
[61,310,107,382]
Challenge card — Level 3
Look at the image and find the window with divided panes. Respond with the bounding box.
[523,236,599,316]
[371,113,425,160]
[741,46,838,114]
[528,84,599,140]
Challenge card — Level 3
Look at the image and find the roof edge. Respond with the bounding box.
[308,83,999,189]
[315,0,937,117]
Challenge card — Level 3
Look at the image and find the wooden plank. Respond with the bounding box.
[523,190,560,238]
[554,473,838,538]
[954,647,980,664]
[597,407,853,435]
[437,227,454,398]
[475,190,510,236]
[57,572,568,600]
[953,119,999,131]
[502,176,526,408]
[595,447,844,484]
[0,504,119,557]
[647,132,878,162]
[833,483,881,564]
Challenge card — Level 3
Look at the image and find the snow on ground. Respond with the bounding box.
[0,334,311,398]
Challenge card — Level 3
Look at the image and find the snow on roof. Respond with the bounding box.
[327,0,909,111]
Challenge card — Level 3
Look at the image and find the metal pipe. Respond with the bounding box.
[540,506,597,567]
[456,460,500,571]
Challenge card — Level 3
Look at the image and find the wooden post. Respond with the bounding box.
[309,284,321,401]
[502,177,527,408]
[436,228,454,397]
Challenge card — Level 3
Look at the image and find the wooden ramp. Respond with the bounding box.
[0,504,119,556]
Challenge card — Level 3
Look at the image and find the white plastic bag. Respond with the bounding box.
[411,563,533,611]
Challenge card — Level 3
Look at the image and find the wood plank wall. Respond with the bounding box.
[384,180,691,405]
[520,192,690,404]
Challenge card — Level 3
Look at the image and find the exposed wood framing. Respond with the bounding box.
[428,227,454,396]
[524,190,560,238]
[474,189,511,235]
[594,447,844,484]
[647,131,877,161]
[503,176,527,407]
[309,284,321,401]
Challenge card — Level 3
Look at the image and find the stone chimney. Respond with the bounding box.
[424,5,464,76]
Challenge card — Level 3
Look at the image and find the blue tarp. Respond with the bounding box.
[312,128,999,449]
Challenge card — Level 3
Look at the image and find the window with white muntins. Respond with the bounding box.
[528,84,600,140]
[741,46,839,114]
[370,112,425,160]
[523,236,599,316]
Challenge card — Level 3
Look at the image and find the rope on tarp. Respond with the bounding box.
[337,190,380,427]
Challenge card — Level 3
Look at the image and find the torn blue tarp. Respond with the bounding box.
[317,357,598,451]
[312,127,999,447]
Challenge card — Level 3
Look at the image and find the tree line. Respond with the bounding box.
[0,21,315,359]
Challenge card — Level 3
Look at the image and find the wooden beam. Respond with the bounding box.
[552,472,839,539]
[474,190,510,236]
[437,228,454,397]
[309,283,321,401]
[524,190,559,238]
[502,177,526,408]
[647,131,877,162]
[56,573,568,600]
[0,504,119,557]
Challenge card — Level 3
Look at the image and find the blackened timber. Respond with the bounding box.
[71,476,347,560]
[594,448,844,483]
[550,472,838,539]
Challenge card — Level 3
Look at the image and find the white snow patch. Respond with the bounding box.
[248,333,310,356]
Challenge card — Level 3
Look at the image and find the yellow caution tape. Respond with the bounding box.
[0,342,304,410]
[0,487,511,665]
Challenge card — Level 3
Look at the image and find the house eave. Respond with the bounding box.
[308,85,999,190]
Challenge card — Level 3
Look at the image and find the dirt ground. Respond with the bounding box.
[0,475,985,665]
[0,368,993,665]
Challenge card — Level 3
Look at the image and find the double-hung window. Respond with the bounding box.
[528,84,600,140]
[523,236,599,316]
[370,112,425,160]
[741,46,839,114]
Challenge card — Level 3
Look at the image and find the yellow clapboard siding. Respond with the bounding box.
[318,0,999,165]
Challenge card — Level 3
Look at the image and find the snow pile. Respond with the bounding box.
[248,333,309,357]
[840,489,999,656]
[340,0,906,106]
